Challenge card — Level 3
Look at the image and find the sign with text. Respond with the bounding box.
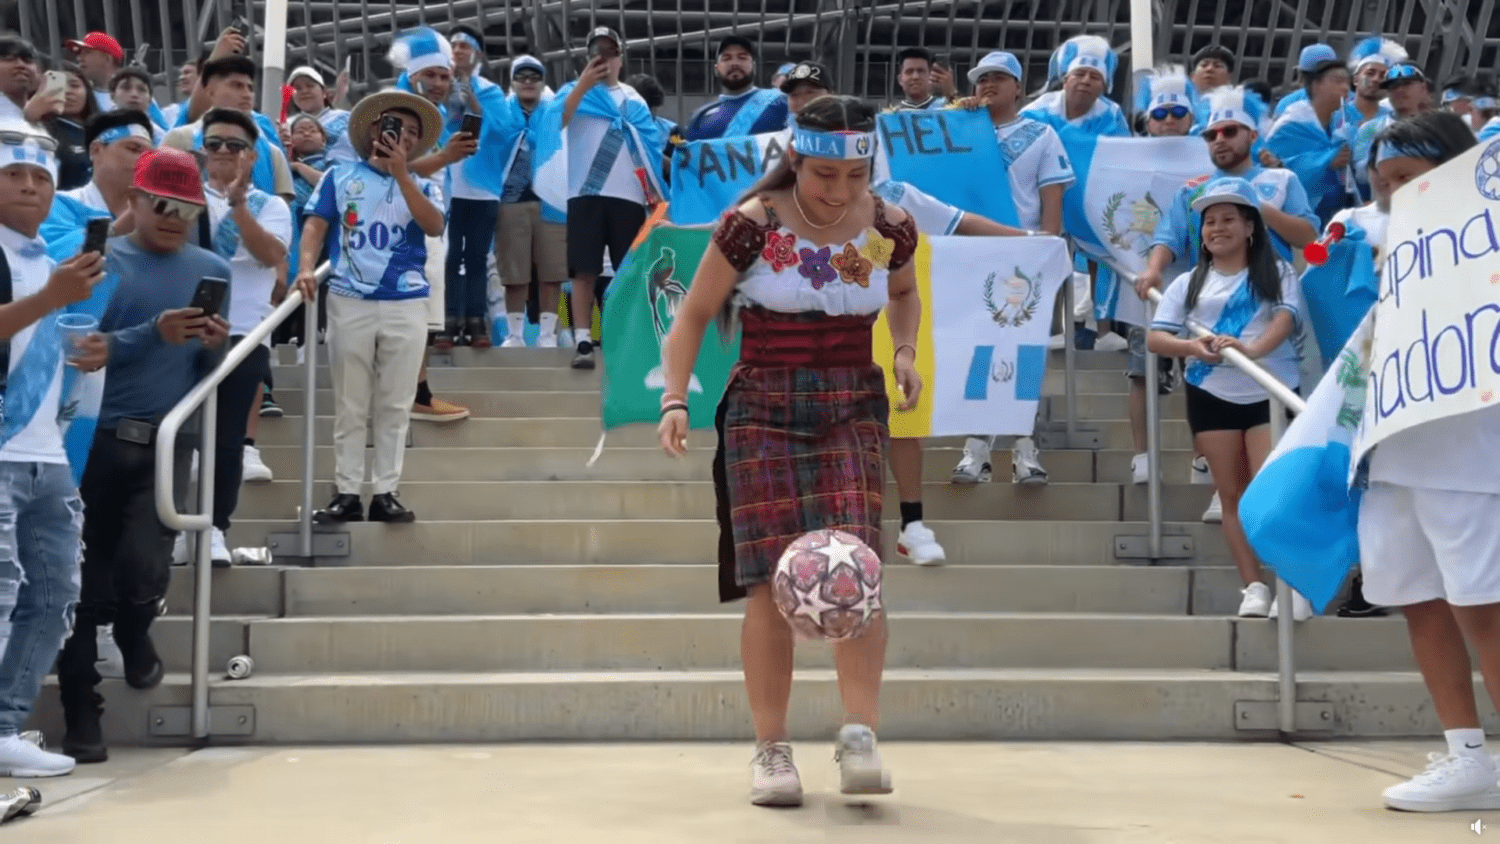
[1353,138,1500,465]
[875,109,1018,227]
[669,131,787,226]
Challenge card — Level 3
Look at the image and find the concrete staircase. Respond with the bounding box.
[27,346,1475,745]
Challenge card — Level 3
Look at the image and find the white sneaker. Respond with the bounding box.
[950,437,992,484]
[1011,436,1048,486]
[535,333,559,349]
[500,335,526,348]
[241,445,272,483]
[210,529,232,566]
[1238,582,1272,618]
[171,532,190,565]
[190,449,199,477]
[96,624,125,679]
[1202,492,1223,523]
[835,724,892,795]
[1095,332,1129,352]
[749,741,803,807]
[1383,752,1500,812]
[1190,455,1213,485]
[896,520,946,566]
[1131,452,1151,484]
[1269,589,1315,621]
[0,734,75,777]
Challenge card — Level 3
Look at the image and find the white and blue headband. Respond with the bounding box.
[451,32,481,53]
[0,136,58,183]
[1376,139,1443,163]
[791,127,877,160]
[96,123,153,147]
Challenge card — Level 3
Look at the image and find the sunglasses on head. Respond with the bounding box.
[1202,124,1243,142]
[1386,65,1423,82]
[1150,105,1191,121]
[0,130,56,152]
[146,195,204,221]
[203,137,251,153]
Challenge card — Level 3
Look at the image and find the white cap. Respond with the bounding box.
[287,66,326,87]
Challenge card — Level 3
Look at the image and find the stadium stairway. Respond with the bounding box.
[25,344,1492,746]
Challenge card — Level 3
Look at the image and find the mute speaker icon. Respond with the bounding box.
[1475,819,1488,835]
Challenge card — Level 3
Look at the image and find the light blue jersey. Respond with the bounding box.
[308,161,434,301]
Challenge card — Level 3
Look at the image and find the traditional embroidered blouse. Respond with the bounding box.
[711,194,918,317]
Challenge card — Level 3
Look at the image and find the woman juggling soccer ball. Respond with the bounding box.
[657,95,921,807]
[1146,177,1305,619]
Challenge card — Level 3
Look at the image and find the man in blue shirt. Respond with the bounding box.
[57,147,231,764]
[682,35,789,141]
[293,90,446,525]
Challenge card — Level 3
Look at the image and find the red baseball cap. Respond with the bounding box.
[132,148,206,205]
[64,32,125,64]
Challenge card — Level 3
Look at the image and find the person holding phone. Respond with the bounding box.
[54,147,231,764]
[0,122,107,779]
[888,47,952,112]
[292,89,445,525]
[189,109,292,562]
[42,63,99,192]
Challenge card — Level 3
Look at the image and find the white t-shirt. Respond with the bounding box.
[1151,263,1303,404]
[993,116,1075,231]
[61,182,109,215]
[566,84,648,203]
[0,227,66,465]
[204,185,293,339]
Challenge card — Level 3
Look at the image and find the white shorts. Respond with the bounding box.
[1358,482,1500,607]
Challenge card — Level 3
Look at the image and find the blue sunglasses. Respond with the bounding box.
[1385,64,1423,83]
[1149,105,1191,121]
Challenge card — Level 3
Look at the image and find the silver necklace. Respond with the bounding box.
[791,185,849,230]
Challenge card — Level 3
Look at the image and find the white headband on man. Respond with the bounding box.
[0,137,58,183]
[791,127,877,160]
[97,123,153,146]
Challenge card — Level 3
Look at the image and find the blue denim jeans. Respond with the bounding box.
[0,462,82,736]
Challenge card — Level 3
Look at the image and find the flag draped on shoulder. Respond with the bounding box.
[531,82,667,213]
[452,75,516,196]
[1266,100,1353,223]
[668,131,787,226]
[1053,129,1212,326]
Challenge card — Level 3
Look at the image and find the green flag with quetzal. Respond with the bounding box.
[601,225,741,430]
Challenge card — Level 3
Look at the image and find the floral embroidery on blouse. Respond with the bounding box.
[797,245,837,289]
[860,230,896,269]
[762,231,800,272]
[831,243,874,288]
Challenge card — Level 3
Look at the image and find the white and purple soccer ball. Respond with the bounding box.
[772,529,883,641]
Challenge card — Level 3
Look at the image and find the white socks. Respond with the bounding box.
[506,313,524,336]
[539,313,558,335]
[1447,728,1487,759]
[576,329,592,347]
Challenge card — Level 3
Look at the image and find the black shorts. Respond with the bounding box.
[1184,384,1293,434]
[566,195,647,277]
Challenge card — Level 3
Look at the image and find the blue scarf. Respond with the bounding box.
[724,88,784,138]
[213,189,272,259]
[1185,276,1263,388]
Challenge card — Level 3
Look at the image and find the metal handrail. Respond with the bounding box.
[155,262,328,741]
[1139,282,1306,734]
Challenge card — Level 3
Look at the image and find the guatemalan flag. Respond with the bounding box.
[530,82,667,214]
[1297,221,1379,366]
[1239,311,1373,613]
[1053,128,1212,327]
[1266,100,1356,225]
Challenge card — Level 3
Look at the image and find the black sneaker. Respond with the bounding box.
[259,391,284,418]
[61,692,107,764]
[313,493,364,524]
[115,628,164,690]
[367,492,416,523]
[1156,356,1176,395]
[1337,574,1388,617]
[571,340,595,370]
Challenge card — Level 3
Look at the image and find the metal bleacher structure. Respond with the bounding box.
[7,1,1500,746]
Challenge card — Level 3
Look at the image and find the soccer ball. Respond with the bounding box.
[771,529,883,642]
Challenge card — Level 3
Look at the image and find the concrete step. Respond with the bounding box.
[226,518,1234,567]
[252,445,1209,485]
[242,612,1242,673]
[141,616,258,673]
[267,365,1133,395]
[233,479,1219,522]
[253,415,1195,450]
[277,564,1198,617]
[29,669,1486,743]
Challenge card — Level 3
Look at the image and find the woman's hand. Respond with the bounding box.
[658,408,689,458]
[1209,334,1247,356]
[1188,335,1222,364]
[893,353,922,411]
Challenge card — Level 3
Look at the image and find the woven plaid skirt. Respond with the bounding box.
[713,362,890,603]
